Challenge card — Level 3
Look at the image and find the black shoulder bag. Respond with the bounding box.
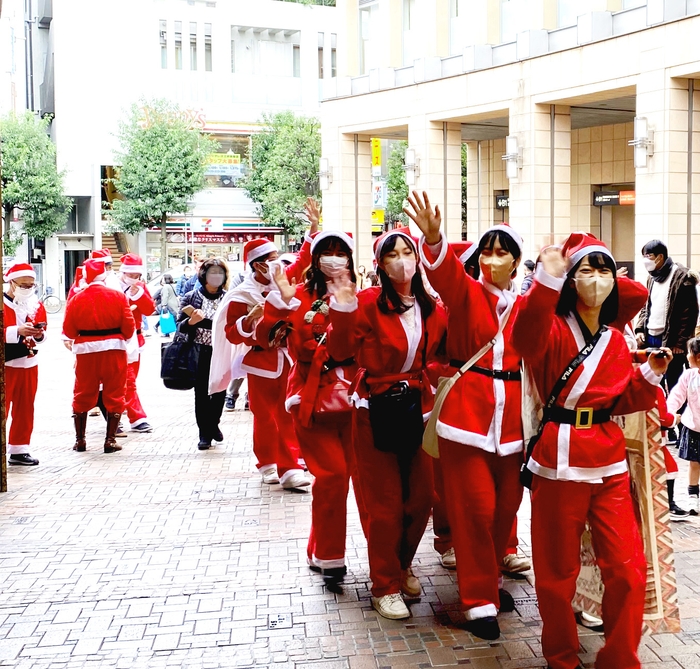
[520,326,606,489]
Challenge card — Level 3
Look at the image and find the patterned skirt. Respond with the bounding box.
[678,424,700,463]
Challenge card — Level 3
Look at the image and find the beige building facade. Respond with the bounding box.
[320,0,700,281]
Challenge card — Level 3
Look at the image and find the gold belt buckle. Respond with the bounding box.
[575,407,594,429]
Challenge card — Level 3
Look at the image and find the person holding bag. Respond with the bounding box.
[256,230,366,592]
[156,274,179,337]
[513,233,670,669]
[328,227,447,621]
[407,191,524,641]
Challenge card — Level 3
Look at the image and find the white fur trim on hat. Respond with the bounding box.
[568,245,614,271]
[459,246,478,265]
[4,267,36,282]
[121,265,145,275]
[374,229,416,261]
[247,241,278,264]
[482,225,523,251]
[311,230,355,254]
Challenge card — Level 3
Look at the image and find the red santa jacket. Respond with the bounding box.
[63,283,136,355]
[256,286,360,416]
[120,281,156,348]
[419,238,524,456]
[224,238,312,379]
[4,294,47,369]
[513,266,661,482]
[327,286,447,415]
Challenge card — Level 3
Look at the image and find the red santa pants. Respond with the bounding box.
[73,350,127,415]
[439,438,523,618]
[531,473,646,669]
[125,358,148,426]
[354,408,433,597]
[292,408,366,568]
[432,459,452,554]
[247,363,301,477]
[6,365,39,454]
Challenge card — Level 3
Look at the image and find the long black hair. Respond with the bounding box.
[376,234,435,317]
[556,252,619,324]
[305,236,356,299]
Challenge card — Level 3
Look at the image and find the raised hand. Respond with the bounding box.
[540,246,566,279]
[648,347,673,376]
[271,263,297,304]
[333,275,357,305]
[403,191,442,244]
[305,197,321,235]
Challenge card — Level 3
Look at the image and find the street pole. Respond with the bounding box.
[0,156,6,493]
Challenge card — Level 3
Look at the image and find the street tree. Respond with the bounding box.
[242,111,320,241]
[385,140,409,226]
[0,112,72,258]
[107,99,218,272]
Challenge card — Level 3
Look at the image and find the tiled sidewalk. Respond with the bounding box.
[2,314,700,668]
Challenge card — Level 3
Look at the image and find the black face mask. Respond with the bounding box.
[649,256,673,283]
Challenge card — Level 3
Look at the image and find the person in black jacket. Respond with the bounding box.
[177,258,229,450]
[636,239,699,391]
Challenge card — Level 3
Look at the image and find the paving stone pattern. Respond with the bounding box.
[3,314,700,667]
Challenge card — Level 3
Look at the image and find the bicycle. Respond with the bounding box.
[39,286,62,314]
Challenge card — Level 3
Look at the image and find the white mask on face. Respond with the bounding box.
[256,262,270,278]
[574,276,615,308]
[13,285,35,301]
[121,275,140,286]
[318,256,349,278]
[206,271,226,287]
[384,257,417,284]
[642,258,657,272]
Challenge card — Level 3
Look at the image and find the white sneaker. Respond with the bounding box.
[372,593,410,620]
[260,465,279,485]
[400,568,421,598]
[690,494,700,516]
[501,553,531,574]
[440,547,457,570]
[280,469,311,491]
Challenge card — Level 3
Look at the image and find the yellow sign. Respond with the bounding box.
[208,153,241,165]
[371,209,385,234]
[371,138,382,168]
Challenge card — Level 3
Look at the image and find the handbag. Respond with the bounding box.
[159,307,176,335]
[160,330,200,390]
[520,326,606,489]
[423,299,515,458]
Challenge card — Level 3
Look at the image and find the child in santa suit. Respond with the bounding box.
[118,253,155,433]
[513,234,670,669]
[4,263,47,467]
[63,259,136,453]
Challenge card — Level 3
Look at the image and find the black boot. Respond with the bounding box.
[104,413,123,453]
[73,412,88,452]
[668,478,689,520]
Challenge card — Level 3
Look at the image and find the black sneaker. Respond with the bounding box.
[212,428,224,442]
[499,588,515,612]
[9,453,39,466]
[459,616,500,640]
[670,504,690,520]
[198,438,211,451]
[131,422,153,433]
[225,396,235,411]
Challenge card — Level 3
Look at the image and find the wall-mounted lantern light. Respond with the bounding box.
[403,148,420,186]
[629,116,655,169]
[319,157,333,191]
[502,135,523,180]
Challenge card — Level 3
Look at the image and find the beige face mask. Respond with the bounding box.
[480,255,514,286]
[574,276,615,307]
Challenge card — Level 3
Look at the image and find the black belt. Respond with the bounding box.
[546,406,612,429]
[449,361,522,381]
[78,328,122,337]
[323,357,354,372]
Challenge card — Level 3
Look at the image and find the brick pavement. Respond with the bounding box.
[2,313,700,667]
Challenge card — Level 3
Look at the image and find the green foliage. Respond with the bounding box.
[0,111,72,254]
[107,99,218,234]
[242,111,321,237]
[386,140,408,225]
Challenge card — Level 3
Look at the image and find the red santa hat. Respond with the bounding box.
[310,230,355,254]
[480,224,523,252]
[91,249,113,263]
[450,241,478,265]
[373,227,418,261]
[561,232,614,272]
[4,263,36,282]
[244,238,278,265]
[119,253,145,275]
[84,259,107,284]
[278,253,297,266]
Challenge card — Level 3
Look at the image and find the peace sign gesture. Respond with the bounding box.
[403,191,442,244]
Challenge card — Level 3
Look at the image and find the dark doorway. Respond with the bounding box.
[64,250,89,298]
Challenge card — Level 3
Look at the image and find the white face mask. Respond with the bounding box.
[384,257,417,284]
[121,275,140,286]
[318,256,349,278]
[574,276,615,308]
[206,271,226,287]
[13,285,35,301]
[256,262,270,278]
[642,257,657,272]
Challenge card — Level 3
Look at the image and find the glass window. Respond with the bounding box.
[190,22,198,70]
[359,4,378,75]
[331,48,336,77]
[318,48,324,78]
[450,0,459,17]
[174,21,183,70]
[230,27,236,73]
[204,135,251,189]
[160,20,167,68]
[293,45,301,77]
[558,0,582,27]
[205,23,212,71]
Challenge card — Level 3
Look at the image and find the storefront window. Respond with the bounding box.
[204,134,251,188]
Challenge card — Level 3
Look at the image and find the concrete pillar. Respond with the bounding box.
[407,117,462,242]
[320,124,374,270]
[508,99,571,264]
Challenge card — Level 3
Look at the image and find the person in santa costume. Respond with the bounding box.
[66,249,121,301]
[513,233,670,669]
[328,227,447,620]
[117,253,155,433]
[63,259,136,454]
[4,263,47,467]
[406,191,525,639]
[255,230,368,591]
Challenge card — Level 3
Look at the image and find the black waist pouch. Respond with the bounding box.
[368,383,424,455]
